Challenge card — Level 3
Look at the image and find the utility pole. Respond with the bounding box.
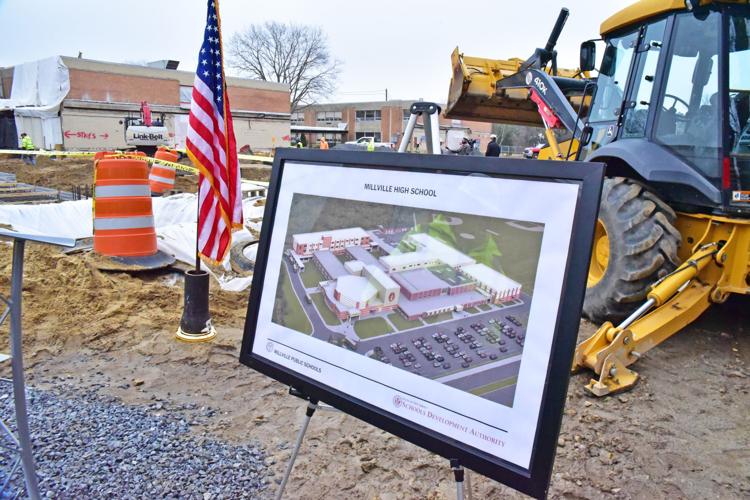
[385,88,388,102]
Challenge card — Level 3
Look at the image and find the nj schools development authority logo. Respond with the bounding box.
[392,395,404,409]
[265,341,275,353]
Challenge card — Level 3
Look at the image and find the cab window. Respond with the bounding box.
[589,31,638,123]
[580,30,638,159]
[654,11,721,179]
[728,13,750,190]
[622,19,667,138]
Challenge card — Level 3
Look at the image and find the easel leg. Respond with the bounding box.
[450,459,464,500]
[10,240,40,500]
[275,400,318,500]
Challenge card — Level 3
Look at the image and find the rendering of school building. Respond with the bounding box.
[290,226,523,322]
[292,227,372,259]
[322,264,401,320]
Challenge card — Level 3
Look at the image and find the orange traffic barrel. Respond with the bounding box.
[93,156,157,257]
[149,147,179,195]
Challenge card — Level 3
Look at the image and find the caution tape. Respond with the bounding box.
[237,153,274,164]
[175,148,273,164]
[144,156,198,174]
[0,149,96,157]
[0,149,273,170]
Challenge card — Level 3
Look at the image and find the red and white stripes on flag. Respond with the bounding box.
[186,0,242,264]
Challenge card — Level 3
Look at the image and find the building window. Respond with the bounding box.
[403,109,412,121]
[356,132,382,141]
[179,86,192,108]
[355,110,381,121]
[316,111,342,123]
[291,112,305,125]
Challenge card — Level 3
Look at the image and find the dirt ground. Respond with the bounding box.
[0,242,745,499]
[0,157,271,194]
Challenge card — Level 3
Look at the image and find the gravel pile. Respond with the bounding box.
[0,381,269,498]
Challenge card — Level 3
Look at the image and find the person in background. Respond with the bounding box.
[20,133,36,165]
[366,140,375,152]
[319,136,329,150]
[457,138,473,156]
[485,134,501,157]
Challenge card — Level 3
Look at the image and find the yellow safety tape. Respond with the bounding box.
[0,149,198,174]
[237,153,273,164]
[0,149,272,170]
[0,149,95,157]
[175,148,273,164]
[100,154,199,174]
[148,157,198,174]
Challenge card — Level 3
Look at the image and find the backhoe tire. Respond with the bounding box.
[229,239,258,276]
[583,177,681,324]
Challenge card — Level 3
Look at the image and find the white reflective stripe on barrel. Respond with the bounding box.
[148,174,175,185]
[94,215,155,230]
[153,164,176,171]
[96,184,151,198]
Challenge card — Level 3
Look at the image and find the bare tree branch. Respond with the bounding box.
[228,22,341,112]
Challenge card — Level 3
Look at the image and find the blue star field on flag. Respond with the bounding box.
[197,1,224,114]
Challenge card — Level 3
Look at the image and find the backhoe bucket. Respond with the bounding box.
[444,48,587,126]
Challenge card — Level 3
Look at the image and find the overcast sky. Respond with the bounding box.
[0,0,627,104]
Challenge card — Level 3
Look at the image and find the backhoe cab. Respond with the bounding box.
[446,0,750,395]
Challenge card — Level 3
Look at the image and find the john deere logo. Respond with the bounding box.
[525,71,533,85]
[265,341,275,353]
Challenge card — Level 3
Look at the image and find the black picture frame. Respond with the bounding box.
[240,148,604,499]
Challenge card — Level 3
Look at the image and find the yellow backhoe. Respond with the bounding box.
[445,0,750,395]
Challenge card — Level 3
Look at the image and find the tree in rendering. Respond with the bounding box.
[470,235,504,271]
[228,22,341,112]
[427,214,457,247]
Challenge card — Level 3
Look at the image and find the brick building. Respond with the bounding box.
[0,56,290,151]
[292,99,492,150]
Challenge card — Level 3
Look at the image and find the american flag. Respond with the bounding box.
[186,0,242,264]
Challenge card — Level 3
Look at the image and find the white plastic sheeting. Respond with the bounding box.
[0,193,266,292]
[0,56,70,149]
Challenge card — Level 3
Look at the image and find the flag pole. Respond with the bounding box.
[195,182,201,270]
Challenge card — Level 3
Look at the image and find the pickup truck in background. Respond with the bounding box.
[523,143,546,159]
[345,137,395,149]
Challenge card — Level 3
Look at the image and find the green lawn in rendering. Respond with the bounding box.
[423,312,453,324]
[310,292,341,326]
[273,266,313,334]
[478,304,492,312]
[354,317,393,339]
[464,307,479,314]
[300,265,326,288]
[469,376,518,396]
[387,312,423,331]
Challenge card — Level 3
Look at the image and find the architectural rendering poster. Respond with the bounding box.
[242,151,602,496]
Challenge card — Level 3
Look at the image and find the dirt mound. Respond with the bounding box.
[0,243,248,358]
[0,157,95,192]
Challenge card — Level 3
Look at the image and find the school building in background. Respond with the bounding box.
[0,56,290,152]
[291,99,492,148]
